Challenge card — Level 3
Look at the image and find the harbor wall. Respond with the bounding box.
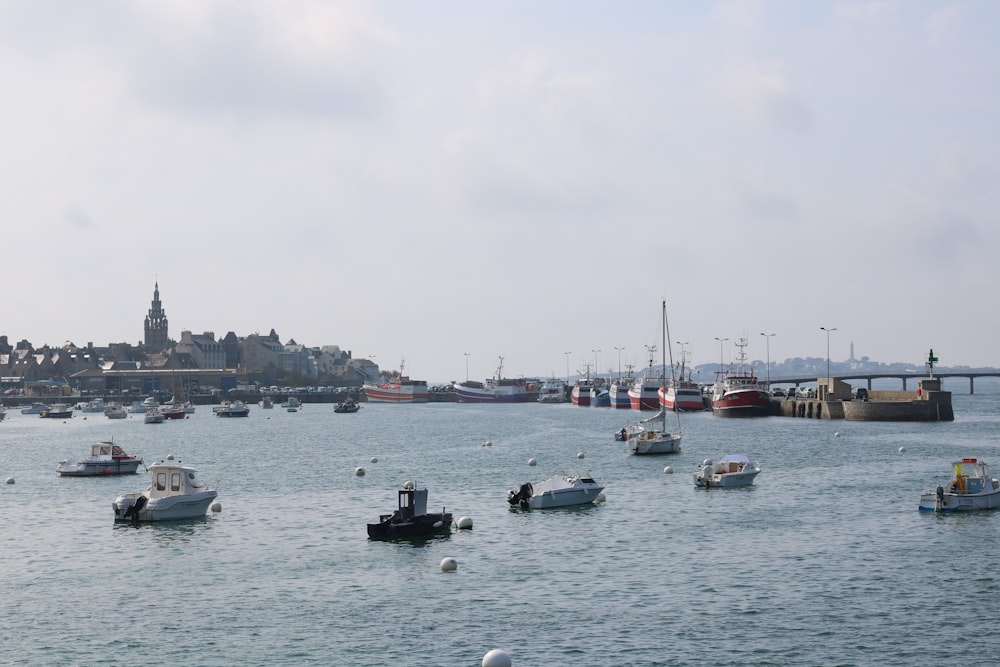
[770,378,953,421]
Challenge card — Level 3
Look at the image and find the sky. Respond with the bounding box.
[1,0,998,383]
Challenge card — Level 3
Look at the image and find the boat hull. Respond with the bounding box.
[694,470,760,488]
[367,513,452,538]
[712,389,771,417]
[455,386,529,403]
[363,384,430,403]
[58,459,143,476]
[628,382,660,410]
[660,386,706,411]
[215,409,249,417]
[919,489,1000,512]
[629,433,682,455]
[571,385,591,406]
[113,491,217,522]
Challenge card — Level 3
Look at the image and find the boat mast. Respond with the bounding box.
[663,298,682,431]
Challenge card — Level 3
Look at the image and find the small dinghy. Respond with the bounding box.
[508,474,605,509]
[919,457,1000,512]
[694,454,761,488]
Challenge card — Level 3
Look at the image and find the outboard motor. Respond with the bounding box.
[507,483,533,508]
[936,485,945,509]
[124,495,147,527]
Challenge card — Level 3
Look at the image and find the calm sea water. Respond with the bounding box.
[2,384,1000,666]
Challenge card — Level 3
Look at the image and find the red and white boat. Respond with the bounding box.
[659,352,706,411]
[363,360,430,403]
[628,349,661,410]
[454,357,529,403]
[571,365,594,406]
[608,374,633,409]
[711,338,772,417]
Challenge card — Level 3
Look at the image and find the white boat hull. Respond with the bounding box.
[694,469,759,488]
[113,490,217,522]
[919,488,1000,512]
[630,432,682,455]
[59,459,142,476]
[511,475,605,509]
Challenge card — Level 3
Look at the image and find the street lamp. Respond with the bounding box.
[564,352,571,383]
[760,333,775,386]
[613,346,625,381]
[592,349,601,381]
[463,353,470,382]
[820,327,837,380]
[714,337,729,375]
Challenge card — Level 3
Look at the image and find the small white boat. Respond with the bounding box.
[626,409,682,455]
[113,460,218,524]
[537,379,567,403]
[694,454,761,488]
[57,441,143,476]
[284,396,301,412]
[259,396,274,409]
[104,403,128,419]
[78,398,106,413]
[127,401,147,414]
[508,473,605,509]
[144,408,165,424]
[919,457,1000,512]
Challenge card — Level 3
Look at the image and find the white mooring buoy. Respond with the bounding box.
[211,502,222,513]
[456,516,473,530]
[527,458,537,467]
[482,440,492,447]
[576,452,585,459]
[354,467,365,477]
[899,447,906,453]
[440,557,457,572]
[663,466,673,474]
[370,456,378,463]
[5,477,14,485]
[482,648,512,667]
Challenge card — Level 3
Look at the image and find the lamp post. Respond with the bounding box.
[613,346,625,381]
[463,352,469,382]
[714,337,729,375]
[760,333,775,386]
[564,352,571,384]
[592,349,601,382]
[820,327,837,380]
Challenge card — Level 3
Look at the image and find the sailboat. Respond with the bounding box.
[626,299,682,455]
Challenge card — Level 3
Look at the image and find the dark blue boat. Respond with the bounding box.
[367,483,452,539]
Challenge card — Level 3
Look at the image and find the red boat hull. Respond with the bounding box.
[712,389,771,417]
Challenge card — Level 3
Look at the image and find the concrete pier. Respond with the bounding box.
[771,377,953,421]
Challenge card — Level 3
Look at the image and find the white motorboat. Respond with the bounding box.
[259,396,274,409]
[104,403,128,419]
[919,457,1000,512]
[507,473,605,509]
[214,400,250,417]
[127,401,147,414]
[144,408,165,424]
[113,460,218,524]
[694,454,761,488]
[57,441,143,476]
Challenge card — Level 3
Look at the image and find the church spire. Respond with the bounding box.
[144,280,169,352]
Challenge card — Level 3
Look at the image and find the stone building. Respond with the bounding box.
[143,281,170,353]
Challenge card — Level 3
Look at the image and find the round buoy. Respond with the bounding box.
[456,516,473,530]
[482,648,512,667]
[702,458,712,466]
[527,458,537,467]
[440,557,458,571]
[899,447,906,453]
[354,467,365,477]
[5,477,14,485]
[834,432,840,438]
[211,502,222,513]
[482,440,492,447]
[663,466,673,474]
[576,452,584,459]
[403,480,414,490]
[370,457,378,463]
[166,454,175,460]
[595,492,606,504]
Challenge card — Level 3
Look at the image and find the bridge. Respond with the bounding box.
[766,372,1000,394]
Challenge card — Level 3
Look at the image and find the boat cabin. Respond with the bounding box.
[952,458,991,494]
[396,484,429,520]
[147,463,207,499]
[91,442,131,461]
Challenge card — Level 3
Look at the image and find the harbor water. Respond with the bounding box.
[2,386,1000,666]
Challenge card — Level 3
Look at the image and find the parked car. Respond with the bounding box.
[771,387,785,397]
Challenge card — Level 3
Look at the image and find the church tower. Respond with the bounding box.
[144,281,170,352]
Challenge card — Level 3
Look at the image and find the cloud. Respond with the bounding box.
[718,60,810,131]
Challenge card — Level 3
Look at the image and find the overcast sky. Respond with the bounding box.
[1,1,997,382]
